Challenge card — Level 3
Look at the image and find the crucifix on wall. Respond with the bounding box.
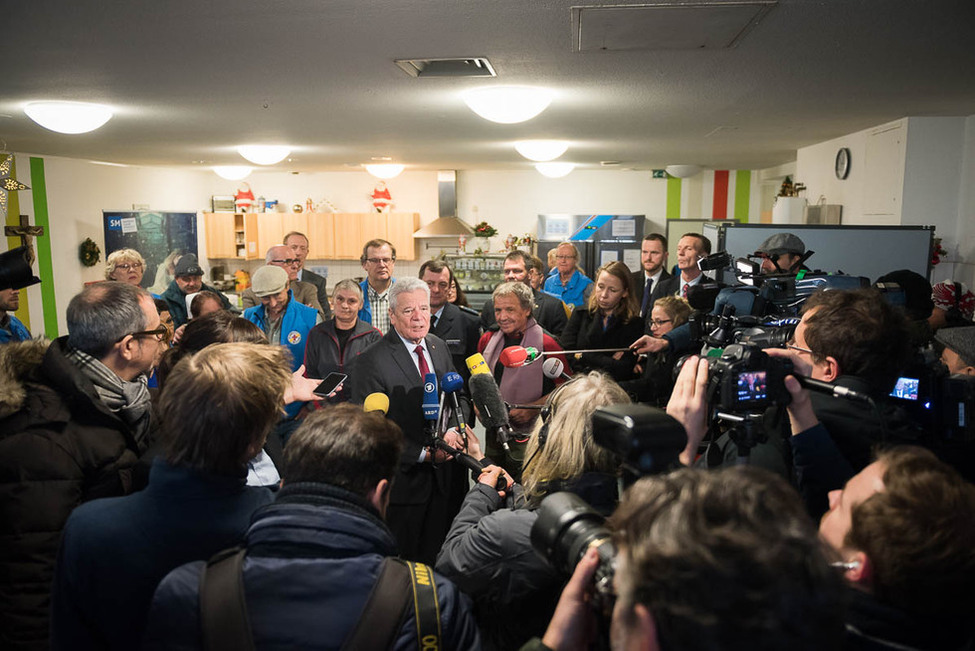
[5,214,44,267]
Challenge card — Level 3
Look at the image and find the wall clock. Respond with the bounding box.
[835,147,851,180]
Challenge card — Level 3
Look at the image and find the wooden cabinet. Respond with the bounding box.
[204,211,419,261]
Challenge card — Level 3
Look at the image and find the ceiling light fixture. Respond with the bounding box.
[515,140,569,162]
[665,164,703,178]
[462,86,554,124]
[24,101,113,134]
[213,166,252,180]
[535,162,576,178]
[237,145,291,165]
[364,163,405,179]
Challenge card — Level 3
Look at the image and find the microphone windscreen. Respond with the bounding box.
[363,392,390,414]
[469,373,511,431]
[542,357,564,379]
[466,352,491,376]
[441,371,464,393]
[422,373,439,421]
[500,346,528,368]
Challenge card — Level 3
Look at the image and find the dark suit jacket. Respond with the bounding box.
[480,289,568,338]
[631,269,673,316]
[348,330,457,505]
[299,268,331,319]
[431,302,481,384]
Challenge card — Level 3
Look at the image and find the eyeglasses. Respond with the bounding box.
[115,263,143,271]
[787,342,813,355]
[649,319,672,327]
[117,324,170,343]
[366,257,395,265]
[270,258,301,266]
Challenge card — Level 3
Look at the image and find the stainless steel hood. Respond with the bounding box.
[413,171,475,238]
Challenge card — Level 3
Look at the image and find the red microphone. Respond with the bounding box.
[499,346,529,368]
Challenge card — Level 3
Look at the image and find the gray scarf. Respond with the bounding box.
[65,345,153,453]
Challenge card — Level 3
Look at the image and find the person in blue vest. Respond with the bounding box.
[358,238,397,334]
[244,266,322,440]
[543,241,593,309]
[0,288,31,343]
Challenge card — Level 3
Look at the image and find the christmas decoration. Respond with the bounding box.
[234,182,255,212]
[79,238,101,267]
[932,238,948,266]
[0,155,30,220]
[370,181,393,213]
[473,221,497,238]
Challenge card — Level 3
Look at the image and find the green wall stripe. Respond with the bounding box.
[734,170,751,223]
[30,157,59,338]
[666,176,682,220]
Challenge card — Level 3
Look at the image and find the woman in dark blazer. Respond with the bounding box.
[559,260,644,382]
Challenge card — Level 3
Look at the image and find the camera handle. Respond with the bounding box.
[714,411,768,463]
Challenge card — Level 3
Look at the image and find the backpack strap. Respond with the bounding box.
[199,547,255,651]
[402,560,443,650]
[341,558,412,650]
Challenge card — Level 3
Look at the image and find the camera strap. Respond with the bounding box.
[199,549,441,651]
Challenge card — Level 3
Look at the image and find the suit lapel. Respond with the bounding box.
[386,331,421,383]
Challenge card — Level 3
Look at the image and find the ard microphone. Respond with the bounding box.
[468,373,513,450]
[542,357,572,381]
[363,392,390,414]
[441,371,468,436]
[466,352,491,376]
[422,373,440,425]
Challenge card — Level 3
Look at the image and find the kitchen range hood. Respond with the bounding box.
[413,171,475,238]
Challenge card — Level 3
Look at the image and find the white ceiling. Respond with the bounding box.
[3,0,974,174]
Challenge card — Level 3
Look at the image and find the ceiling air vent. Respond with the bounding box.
[395,57,497,78]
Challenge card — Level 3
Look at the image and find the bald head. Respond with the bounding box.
[266,245,300,281]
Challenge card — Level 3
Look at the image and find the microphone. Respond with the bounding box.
[363,392,390,414]
[468,372,513,450]
[422,373,440,429]
[542,357,572,381]
[797,375,873,404]
[466,352,491,376]
[429,438,507,491]
[499,345,541,368]
[441,371,468,437]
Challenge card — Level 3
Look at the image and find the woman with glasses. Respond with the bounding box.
[622,295,691,405]
[559,261,644,382]
[106,249,150,291]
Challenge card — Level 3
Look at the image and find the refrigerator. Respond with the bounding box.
[536,214,646,278]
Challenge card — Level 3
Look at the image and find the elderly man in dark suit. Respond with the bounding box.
[349,277,470,564]
[419,259,481,383]
[631,233,672,324]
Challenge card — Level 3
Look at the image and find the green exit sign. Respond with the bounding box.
[652,170,666,179]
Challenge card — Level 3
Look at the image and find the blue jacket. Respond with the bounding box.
[0,314,31,343]
[144,482,481,651]
[543,269,593,308]
[50,458,271,651]
[357,277,396,325]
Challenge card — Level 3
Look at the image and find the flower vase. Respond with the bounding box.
[476,237,491,253]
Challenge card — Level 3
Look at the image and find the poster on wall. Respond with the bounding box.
[103,211,198,294]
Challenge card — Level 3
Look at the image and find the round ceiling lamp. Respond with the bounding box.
[665,164,703,179]
[535,162,575,178]
[237,145,291,165]
[24,101,113,134]
[515,140,569,162]
[462,86,554,124]
[213,166,252,180]
[364,163,405,179]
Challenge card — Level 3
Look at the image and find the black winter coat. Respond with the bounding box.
[559,309,644,381]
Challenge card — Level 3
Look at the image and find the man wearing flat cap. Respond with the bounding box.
[161,254,232,327]
[936,325,975,376]
[754,233,808,274]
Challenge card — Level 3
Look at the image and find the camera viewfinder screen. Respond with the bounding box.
[736,370,767,403]
[890,377,919,401]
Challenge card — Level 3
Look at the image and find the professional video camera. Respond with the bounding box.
[529,405,687,634]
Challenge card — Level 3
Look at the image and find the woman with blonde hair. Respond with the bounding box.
[559,260,645,381]
[436,372,628,650]
[105,248,148,288]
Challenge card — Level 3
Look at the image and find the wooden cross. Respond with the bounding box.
[5,214,44,267]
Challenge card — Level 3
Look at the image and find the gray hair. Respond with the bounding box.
[67,282,150,357]
[389,277,430,312]
[332,278,363,301]
[104,248,146,280]
[492,281,534,311]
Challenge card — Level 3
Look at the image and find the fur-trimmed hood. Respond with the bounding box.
[0,338,50,420]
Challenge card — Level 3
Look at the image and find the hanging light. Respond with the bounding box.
[237,145,291,165]
[364,163,405,179]
[515,140,569,162]
[535,162,575,178]
[213,166,252,180]
[24,101,113,134]
[462,86,553,124]
[665,165,703,179]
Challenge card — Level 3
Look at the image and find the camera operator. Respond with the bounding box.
[529,466,844,651]
[780,374,975,651]
[436,372,629,651]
